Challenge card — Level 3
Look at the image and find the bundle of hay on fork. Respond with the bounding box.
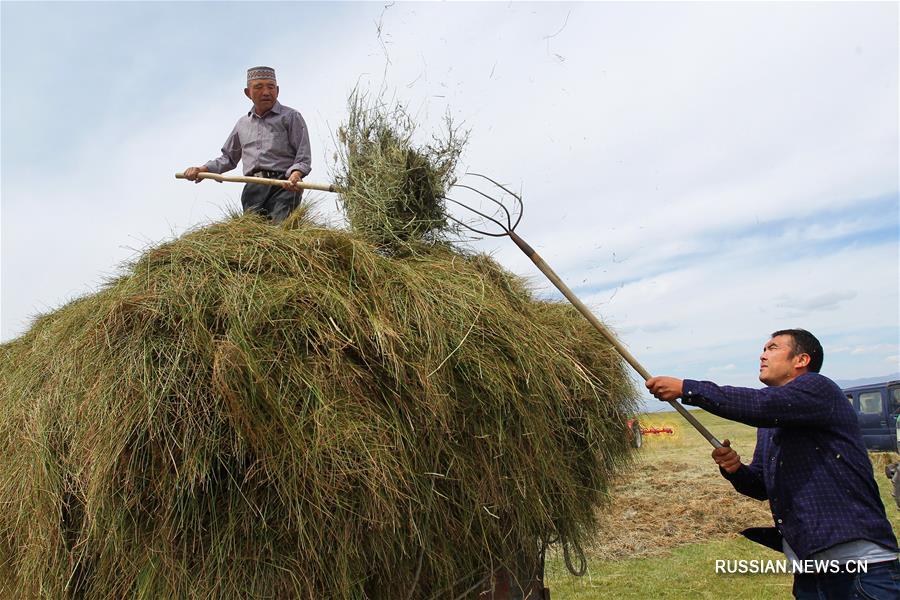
[334,91,466,251]
[0,92,638,599]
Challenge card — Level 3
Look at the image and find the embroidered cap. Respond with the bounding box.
[247,66,276,84]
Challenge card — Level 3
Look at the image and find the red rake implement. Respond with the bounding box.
[445,173,723,449]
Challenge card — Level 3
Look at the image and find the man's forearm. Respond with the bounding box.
[288,113,311,178]
[205,127,241,175]
[203,156,235,175]
[288,147,310,177]
[721,464,768,501]
[681,378,834,428]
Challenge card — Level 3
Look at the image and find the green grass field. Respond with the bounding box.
[543,410,900,599]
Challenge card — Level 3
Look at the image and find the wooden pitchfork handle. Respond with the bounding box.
[508,231,723,449]
[175,171,341,193]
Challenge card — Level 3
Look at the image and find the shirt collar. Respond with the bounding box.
[248,101,283,118]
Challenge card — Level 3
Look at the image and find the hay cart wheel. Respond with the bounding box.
[630,420,642,448]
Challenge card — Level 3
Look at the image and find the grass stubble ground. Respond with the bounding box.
[544,409,900,599]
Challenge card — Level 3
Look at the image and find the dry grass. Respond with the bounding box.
[0,209,638,599]
[333,90,467,251]
[589,411,776,560]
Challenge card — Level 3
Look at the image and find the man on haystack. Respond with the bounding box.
[646,329,899,599]
[183,66,311,223]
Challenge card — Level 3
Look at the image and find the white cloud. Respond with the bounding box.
[850,344,899,356]
[775,291,858,314]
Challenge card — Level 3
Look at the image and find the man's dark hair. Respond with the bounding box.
[771,328,824,373]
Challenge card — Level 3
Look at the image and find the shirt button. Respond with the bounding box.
[836,454,841,459]
[777,519,783,524]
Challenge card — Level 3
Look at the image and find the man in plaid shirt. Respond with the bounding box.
[647,329,899,599]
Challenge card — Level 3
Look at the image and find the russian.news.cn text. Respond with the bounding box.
[715,559,869,575]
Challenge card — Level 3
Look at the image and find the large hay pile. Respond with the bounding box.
[0,210,636,598]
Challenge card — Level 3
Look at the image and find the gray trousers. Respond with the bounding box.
[241,182,302,224]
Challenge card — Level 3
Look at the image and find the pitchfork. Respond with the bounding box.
[175,171,339,192]
[445,173,723,449]
[175,170,721,448]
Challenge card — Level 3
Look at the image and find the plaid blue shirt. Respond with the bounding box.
[682,372,898,560]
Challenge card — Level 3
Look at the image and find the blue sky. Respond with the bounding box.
[2,2,898,411]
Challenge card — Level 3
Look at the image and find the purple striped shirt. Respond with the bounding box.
[682,372,898,560]
[204,101,311,178]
